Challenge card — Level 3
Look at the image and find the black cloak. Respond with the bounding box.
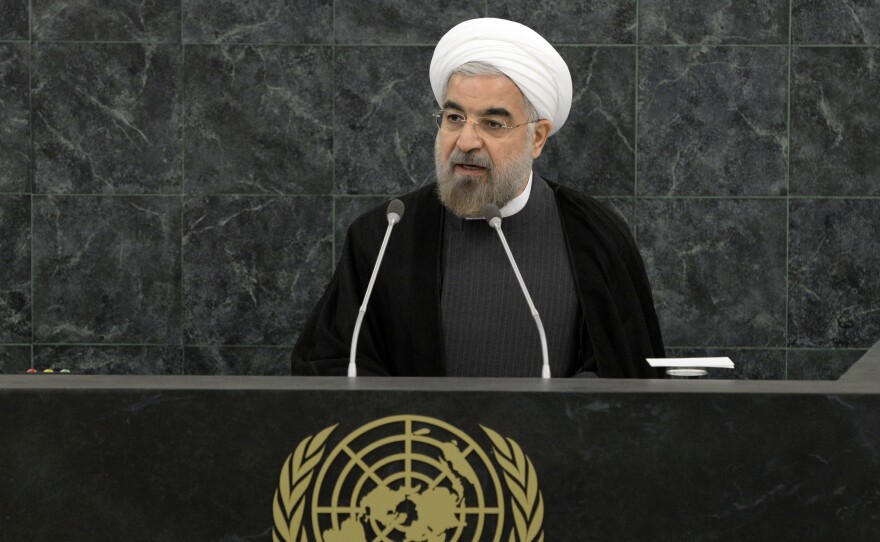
[291,177,665,378]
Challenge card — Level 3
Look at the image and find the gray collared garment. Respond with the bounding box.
[440,177,581,377]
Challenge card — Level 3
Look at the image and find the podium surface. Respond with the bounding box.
[2,343,879,541]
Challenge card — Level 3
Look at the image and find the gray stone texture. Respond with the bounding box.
[787,348,867,380]
[183,195,332,345]
[335,0,483,44]
[488,0,636,44]
[32,0,181,42]
[639,0,789,44]
[34,345,183,374]
[32,43,182,194]
[789,199,880,348]
[183,346,290,375]
[184,45,333,195]
[0,345,30,374]
[182,0,332,44]
[637,199,787,347]
[2,2,877,378]
[0,43,29,193]
[0,196,30,342]
[793,0,880,44]
[791,47,880,196]
[638,46,788,196]
[32,196,181,343]
[0,0,28,39]
[334,46,437,195]
[536,47,635,196]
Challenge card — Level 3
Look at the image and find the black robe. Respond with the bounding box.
[291,177,665,377]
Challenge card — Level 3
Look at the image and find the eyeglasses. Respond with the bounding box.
[433,110,539,138]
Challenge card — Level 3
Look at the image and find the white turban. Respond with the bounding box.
[430,18,572,136]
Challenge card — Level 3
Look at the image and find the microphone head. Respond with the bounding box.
[386,199,405,225]
[481,203,502,228]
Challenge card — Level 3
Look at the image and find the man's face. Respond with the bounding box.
[434,74,550,218]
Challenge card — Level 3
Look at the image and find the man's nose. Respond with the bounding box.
[455,121,484,152]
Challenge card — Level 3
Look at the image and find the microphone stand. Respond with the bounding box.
[483,205,551,379]
[348,200,404,377]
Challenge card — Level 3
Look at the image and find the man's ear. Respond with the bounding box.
[530,120,553,159]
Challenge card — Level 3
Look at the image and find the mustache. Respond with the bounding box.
[448,149,493,170]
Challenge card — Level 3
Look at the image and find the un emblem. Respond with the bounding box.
[272,415,545,542]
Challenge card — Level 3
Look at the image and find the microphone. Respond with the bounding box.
[348,199,405,377]
[482,204,551,379]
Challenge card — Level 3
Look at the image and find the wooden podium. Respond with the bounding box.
[2,343,879,541]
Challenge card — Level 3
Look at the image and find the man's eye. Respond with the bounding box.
[446,113,466,123]
[482,119,506,130]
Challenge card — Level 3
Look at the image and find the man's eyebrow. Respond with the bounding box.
[482,107,513,118]
[441,101,514,118]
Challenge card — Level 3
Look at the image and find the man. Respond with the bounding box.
[292,18,664,378]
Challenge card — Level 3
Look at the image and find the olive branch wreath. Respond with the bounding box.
[272,422,543,542]
[482,426,545,542]
[272,424,337,542]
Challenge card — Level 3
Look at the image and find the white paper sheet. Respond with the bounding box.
[646,357,734,369]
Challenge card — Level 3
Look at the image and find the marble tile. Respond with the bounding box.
[0,345,30,374]
[0,0,28,40]
[184,346,291,375]
[793,0,880,44]
[32,196,182,343]
[183,196,332,345]
[334,195,389,261]
[487,0,636,44]
[184,45,332,195]
[0,43,29,193]
[32,43,182,194]
[787,349,866,381]
[639,0,788,44]
[33,345,183,374]
[790,47,880,196]
[789,200,880,348]
[637,199,787,347]
[638,47,788,196]
[183,0,332,44]
[334,46,437,195]
[665,347,786,380]
[335,0,483,44]
[0,195,30,342]
[32,0,180,42]
[536,47,635,196]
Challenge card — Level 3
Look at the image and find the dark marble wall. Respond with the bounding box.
[1,1,878,379]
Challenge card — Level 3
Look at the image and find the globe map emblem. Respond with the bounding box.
[311,415,506,542]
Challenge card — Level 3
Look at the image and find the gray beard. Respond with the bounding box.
[435,138,534,218]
